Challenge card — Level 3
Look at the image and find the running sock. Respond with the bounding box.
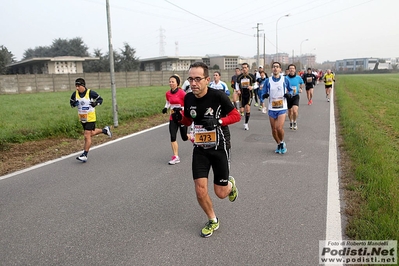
[210,217,218,223]
[245,113,250,123]
[83,151,88,156]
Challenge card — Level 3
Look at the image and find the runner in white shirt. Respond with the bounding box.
[209,71,230,96]
[261,62,293,154]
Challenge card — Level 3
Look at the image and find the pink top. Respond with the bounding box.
[165,88,186,121]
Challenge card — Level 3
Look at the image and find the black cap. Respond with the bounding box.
[75,78,86,87]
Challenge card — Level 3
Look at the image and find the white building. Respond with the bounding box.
[7,56,99,74]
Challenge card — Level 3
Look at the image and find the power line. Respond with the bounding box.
[164,0,253,37]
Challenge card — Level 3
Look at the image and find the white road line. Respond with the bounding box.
[325,84,343,265]
[0,123,168,181]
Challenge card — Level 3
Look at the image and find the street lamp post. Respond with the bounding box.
[300,38,309,56]
[300,38,309,69]
[276,13,290,59]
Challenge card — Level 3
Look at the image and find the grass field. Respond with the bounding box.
[0,86,167,146]
[335,73,399,243]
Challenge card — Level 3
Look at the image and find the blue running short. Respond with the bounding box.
[268,110,287,119]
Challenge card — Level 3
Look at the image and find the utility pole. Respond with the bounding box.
[159,27,166,56]
[263,33,266,67]
[106,0,118,127]
[253,23,263,67]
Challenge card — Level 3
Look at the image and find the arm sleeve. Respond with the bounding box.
[90,90,103,105]
[223,83,230,96]
[164,101,170,109]
[70,91,77,107]
[180,114,193,126]
[220,108,240,125]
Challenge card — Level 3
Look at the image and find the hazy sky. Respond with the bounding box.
[2,0,398,63]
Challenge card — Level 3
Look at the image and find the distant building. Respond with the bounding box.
[139,56,205,71]
[139,55,240,71]
[335,58,378,71]
[334,57,397,71]
[262,53,290,66]
[7,56,99,74]
[208,55,240,70]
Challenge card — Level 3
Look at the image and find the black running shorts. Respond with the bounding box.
[241,94,252,107]
[287,95,300,109]
[81,122,96,131]
[192,147,230,186]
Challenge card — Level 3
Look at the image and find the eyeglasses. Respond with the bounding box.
[187,77,206,82]
[272,65,280,68]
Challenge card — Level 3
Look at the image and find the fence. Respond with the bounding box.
[0,70,237,94]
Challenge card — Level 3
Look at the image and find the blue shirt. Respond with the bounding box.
[285,75,304,96]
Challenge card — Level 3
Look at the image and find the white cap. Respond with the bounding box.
[259,65,263,68]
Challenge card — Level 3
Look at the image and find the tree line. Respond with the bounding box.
[0,37,140,74]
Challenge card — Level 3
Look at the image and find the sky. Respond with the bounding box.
[2,0,399,63]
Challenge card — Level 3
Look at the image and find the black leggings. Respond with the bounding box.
[169,120,188,142]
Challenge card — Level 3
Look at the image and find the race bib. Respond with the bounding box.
[241,78,250,88]
[292,86,297,95]
[79,113,88,123]
[271,97,283,109]
[194,126,217,147]
[327,78,332,82]
[306,77,313,83]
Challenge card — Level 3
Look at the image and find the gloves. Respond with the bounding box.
[90,101,98,107]
[171,107,182,123]
[262,93,269,99]
[162,107,167,114]
[72,100,79,107]
[284,93,292,99]
[201,118,219,131]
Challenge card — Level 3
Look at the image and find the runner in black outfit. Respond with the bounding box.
[235,63,256,130]
[172,62,241,238]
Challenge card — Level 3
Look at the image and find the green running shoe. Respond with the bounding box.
[200,218,219,238]
[228,176,238,202]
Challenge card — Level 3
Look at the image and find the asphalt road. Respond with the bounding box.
[0,82,340,265]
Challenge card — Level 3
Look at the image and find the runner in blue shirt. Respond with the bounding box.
[285,64,304,130]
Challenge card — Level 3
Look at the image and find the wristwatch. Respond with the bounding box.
[218,119,223,125]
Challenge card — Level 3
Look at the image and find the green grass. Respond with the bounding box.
[0,86,166,146]
[335,73,399,243]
